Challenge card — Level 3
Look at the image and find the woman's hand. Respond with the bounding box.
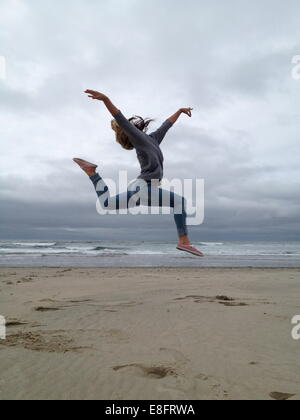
[168,108,193,124]
[180,107,193,117]
[84,91,119,117]
[84,90,107,101]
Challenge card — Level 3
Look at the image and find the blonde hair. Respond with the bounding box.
[111,115,155,151]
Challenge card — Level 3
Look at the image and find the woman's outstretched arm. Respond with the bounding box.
[84,90,119,117]
[149,107,193,144]
[84,89,148,150]
[167,107,194,124]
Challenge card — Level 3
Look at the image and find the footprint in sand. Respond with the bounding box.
[173,295,248,307]
[34,306,61,312]
[270,392,296,401]
[5,319,41,328]
[5,320,28,327]
[158,348,229,399]
[34,299,98,313]
[69,299,93,303]
[113,363,177,379]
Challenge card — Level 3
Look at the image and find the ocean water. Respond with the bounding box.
[0,240,300,267]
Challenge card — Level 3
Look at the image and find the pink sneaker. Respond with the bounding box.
[73,158,98,171]
[177,244,204,257]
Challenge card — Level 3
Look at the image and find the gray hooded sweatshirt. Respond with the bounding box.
[113,110,174,182]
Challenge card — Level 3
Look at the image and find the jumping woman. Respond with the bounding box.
[73,90,204,257]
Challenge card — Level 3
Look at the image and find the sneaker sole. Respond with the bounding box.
[73,158,98,169]
[176,247,204,257]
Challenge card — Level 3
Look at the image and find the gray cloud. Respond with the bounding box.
[1,0,300,241]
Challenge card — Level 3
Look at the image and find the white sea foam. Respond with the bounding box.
[0,240,300,259]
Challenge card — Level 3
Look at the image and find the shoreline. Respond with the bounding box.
[1,254,300,268]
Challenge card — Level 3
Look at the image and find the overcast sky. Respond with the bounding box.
[1,0,300,242]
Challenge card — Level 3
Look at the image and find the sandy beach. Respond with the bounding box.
[0,267,299,400]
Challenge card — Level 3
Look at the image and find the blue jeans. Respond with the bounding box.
[90,173,188,237]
